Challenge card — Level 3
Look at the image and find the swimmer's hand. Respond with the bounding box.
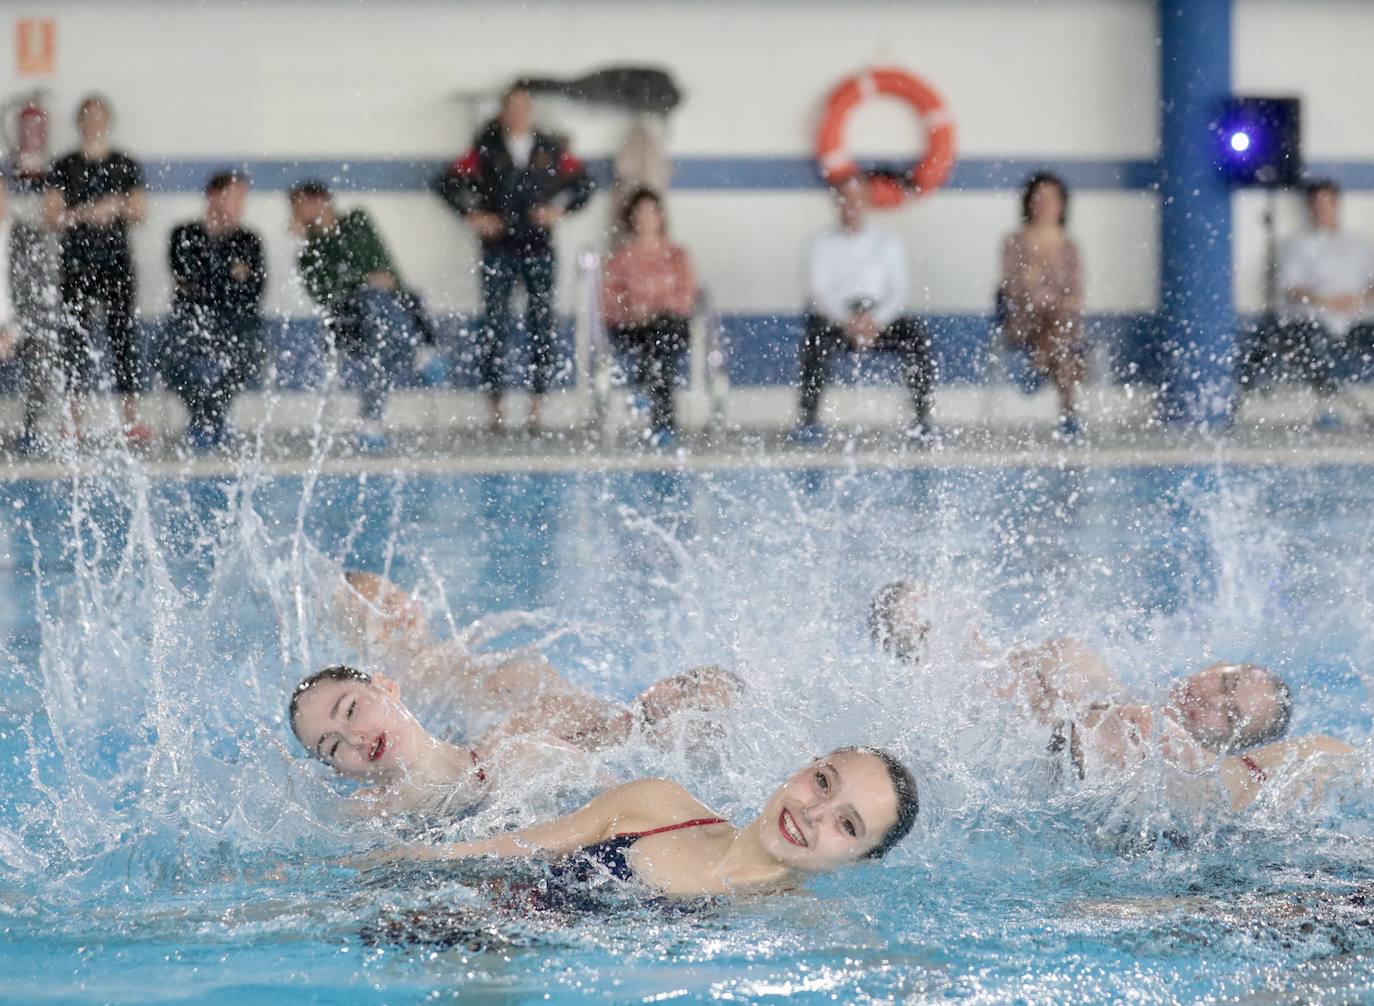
[342,844,452,871]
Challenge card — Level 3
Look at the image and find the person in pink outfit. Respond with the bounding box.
[601,188,697,440]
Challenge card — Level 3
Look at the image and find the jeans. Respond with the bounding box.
[349,286,421,421]
[163,313,261,438]
[60,255,140,394]
[1242,319,1374,395]
[608,315,691,433]
[798,312,936,426]
[478,246,556,398]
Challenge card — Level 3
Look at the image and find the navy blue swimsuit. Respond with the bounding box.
[558,816,728,883]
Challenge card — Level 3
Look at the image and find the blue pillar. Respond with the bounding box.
[1158,0,1236,427]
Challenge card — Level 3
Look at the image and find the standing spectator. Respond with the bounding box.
[165,171,265,451]
[998,172,1085,440]
[289,180,423,453]
[795,174,935,444]
[601,188,696,445]
[0,174,63,456]
[434,83,593,433]
[43,94,150,444]
[1274,179,1374,427]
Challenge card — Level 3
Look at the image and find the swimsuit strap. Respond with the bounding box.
[1239,754,1267,784]
[617,817,727,840]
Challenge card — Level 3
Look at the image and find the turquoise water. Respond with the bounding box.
[1,461,1373,1004]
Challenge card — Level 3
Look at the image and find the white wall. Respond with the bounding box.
[1232,0,1374,313]
[0,0,1166,321]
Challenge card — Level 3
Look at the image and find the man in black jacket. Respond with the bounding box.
[43,95,151,444]
[165,171,265,450]
[435,83,593,432]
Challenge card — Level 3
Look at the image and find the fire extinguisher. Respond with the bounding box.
[1,90,50,185]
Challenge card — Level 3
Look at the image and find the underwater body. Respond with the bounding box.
[1,453,1373,1004]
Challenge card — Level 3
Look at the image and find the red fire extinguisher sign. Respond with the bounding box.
[16,19,56,77]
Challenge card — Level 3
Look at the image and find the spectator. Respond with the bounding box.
[601,188,696,445]
[42,94,150,445]
[1273,179,1374,426]
[165,171,265,451]
[795,174,935,444]
[289,180,424,453]
[435,83,593,433]
[998,172,1085,440]
[0,174,63,456]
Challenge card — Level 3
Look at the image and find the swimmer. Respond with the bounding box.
[290,661,742,818]
[1048,699,1354,810]
[333,571,739,745]
[869,579,1292,754]
[365,746,920,899]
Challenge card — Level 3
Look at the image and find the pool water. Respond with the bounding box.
[1,459,1373,1004]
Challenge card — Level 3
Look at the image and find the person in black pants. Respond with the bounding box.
[435,83,593,432]
[165,171,265,450]
[43,94,150,444]
[795,175,935,443]
[600,189,697,444]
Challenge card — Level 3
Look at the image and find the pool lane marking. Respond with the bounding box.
[3,442,1374,481]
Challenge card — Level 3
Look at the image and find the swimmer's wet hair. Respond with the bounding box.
[868,579,920,660]
[288,665,372,730]
[834,745,919,859]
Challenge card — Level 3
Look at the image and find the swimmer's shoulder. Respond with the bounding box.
[597,777,714,832]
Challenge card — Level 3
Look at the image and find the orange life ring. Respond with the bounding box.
[816,68,957,209]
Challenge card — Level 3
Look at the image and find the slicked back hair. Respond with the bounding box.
[833,745,920,859]
[288,665,372,734]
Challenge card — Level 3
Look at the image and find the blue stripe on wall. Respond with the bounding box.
[139,156,1168,194]
[126,155,1374,195]
[6,311,1369,398]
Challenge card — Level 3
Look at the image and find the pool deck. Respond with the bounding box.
[2,383,1373,478]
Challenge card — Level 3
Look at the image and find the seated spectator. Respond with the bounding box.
[795,174,935,444]
[289,180,425,453]
[165,171,265,451]
[0,173,63,457]
[433,83,593,434]
[998,172,1085,440]
[1272,179,1374,425]
[600,188,696,445]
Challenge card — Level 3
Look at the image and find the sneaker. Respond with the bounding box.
[1314,407,1342,431]
[124,422,155,447]
[186,425,217,452]
[11,431,42,457]
[1053,412,1083,443]
[789,422,826,446]
[357,432,389,454]
[646,426,677,450]
[903,421,941,448]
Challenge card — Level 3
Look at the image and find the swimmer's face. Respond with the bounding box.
[290,674,424,782]
[1167,664,1285,753]
[757,750,899,873]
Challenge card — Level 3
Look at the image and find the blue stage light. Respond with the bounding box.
[1229,131,1251,153]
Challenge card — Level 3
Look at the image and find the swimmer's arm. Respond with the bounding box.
[1001,636,1123,721]
[370,778,688,865]
[1220,735,1357,811]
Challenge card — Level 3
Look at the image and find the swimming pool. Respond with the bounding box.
[1,457,1372,1004]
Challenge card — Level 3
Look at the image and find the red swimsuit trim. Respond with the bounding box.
[470,748,486,785]
[614,817,727,840]
[1239,754,1267,784]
